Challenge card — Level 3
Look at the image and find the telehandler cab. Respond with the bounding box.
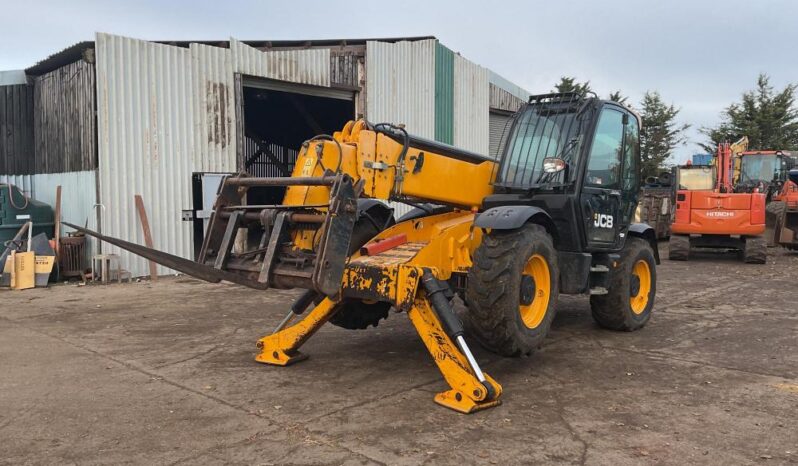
[67,93,658,413]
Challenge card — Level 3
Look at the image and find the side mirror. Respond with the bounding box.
[543,158,567,173]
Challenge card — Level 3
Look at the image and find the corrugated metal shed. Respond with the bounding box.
[96,32,194,277]
[366,40,436,139]
[190,43,236,173]
[19,32,533,276]
[0,84,35,175]
[34,59,97,173]
[453,54,489,155]
[231,38,330,87]
[92,33,355,276]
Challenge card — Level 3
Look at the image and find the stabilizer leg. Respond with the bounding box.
[407,298,502,413]
[255,297,337,366]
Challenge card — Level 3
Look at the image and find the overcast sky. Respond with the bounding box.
[2,0,797,162]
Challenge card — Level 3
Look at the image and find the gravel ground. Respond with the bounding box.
[1,244,796,465]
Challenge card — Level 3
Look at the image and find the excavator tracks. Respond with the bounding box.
[742,236,767,264]
[668,234,690,261]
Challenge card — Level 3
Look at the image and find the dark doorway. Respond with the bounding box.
[240,83,355,178]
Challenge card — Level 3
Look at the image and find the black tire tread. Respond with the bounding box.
[668,234,690,261]
[742,236,767,264]
[590,237,655,331]
[465,224,558,357]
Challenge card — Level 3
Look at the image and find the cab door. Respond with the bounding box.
[580,105,638,250]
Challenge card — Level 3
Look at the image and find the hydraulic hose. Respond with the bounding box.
[307,135,343,174]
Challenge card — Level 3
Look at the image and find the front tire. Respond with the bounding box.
[591,237,656,331]
[465,224,559,357]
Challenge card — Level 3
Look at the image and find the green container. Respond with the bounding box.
[0,184,55,245]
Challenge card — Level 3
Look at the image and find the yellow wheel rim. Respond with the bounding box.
[519,254,551,329]
[630,259,651,314]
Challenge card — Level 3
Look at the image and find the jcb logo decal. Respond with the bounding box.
[593,213,614,229]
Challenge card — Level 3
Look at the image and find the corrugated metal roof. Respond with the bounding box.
[96,32,194,277]
[453,54,489,155]
[366,40,436,138]
[25,36,436,78]
[231,38,330,87]
[25,41,94,76]
[489,71,530,102]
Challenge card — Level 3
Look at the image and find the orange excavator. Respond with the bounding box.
[669,140,767,263]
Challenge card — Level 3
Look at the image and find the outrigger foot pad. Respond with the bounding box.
[434,389,502,414]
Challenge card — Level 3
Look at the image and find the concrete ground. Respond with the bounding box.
[1,244,797,465]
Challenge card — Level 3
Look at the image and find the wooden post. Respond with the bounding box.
[134,195,158,281]
[54,185,62,258]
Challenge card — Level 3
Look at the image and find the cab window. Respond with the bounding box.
[586,108,623,188]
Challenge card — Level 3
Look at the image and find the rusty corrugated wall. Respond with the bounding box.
[230,38,330,87]
[190,43,236,173]
[95,32,194,277]
[33,59,96,173]
[0,84,35,175]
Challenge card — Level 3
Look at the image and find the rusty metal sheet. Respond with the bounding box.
[230,38,330,87]
[95,32,194,277]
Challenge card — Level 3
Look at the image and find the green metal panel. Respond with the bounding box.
[434,42,454,145]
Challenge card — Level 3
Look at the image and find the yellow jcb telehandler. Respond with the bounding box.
[68,93,658,413]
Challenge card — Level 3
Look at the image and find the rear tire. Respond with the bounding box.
[668,234,690,261]
[328,209,393,330]
[742,236,767,264]
[464,224,559,357]
[591,237,656,331]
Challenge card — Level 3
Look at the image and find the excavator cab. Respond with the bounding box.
[736,151,795,199]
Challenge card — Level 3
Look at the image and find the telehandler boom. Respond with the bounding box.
[67,93,658,413]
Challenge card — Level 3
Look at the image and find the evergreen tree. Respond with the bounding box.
[700,74,798,153]
[552,76,593,96]
[639,91,690,177]
[608,91,628,104]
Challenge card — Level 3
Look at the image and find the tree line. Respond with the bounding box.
[550,74,798,178]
